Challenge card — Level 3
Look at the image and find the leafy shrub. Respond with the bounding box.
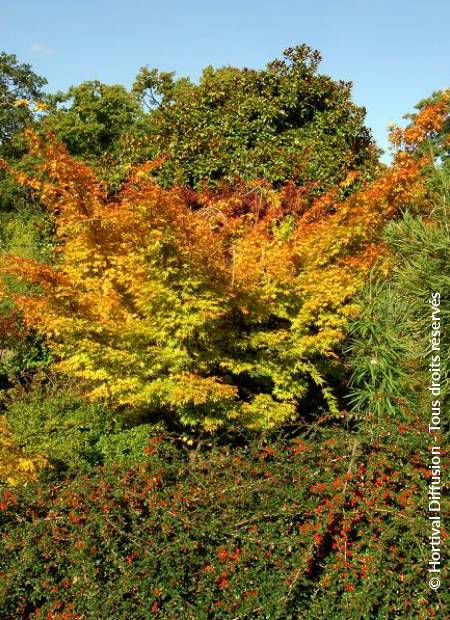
[0,422,447,619]
[0,415,47,485]
[3,383,164,474]
[96,423,166,467]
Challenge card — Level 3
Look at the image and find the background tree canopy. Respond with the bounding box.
[42,82,148,167]
[0,52,47,160]
[140,45,380,189]
[38,45,380,191]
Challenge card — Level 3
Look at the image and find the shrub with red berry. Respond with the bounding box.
[0,418,447,619]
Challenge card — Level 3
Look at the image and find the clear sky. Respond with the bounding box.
[2,0,449,159]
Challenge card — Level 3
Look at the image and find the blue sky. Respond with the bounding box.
[2,0,449,159]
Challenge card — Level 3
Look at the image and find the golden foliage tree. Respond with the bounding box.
[1,94,447,429]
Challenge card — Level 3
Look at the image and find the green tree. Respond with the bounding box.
[0,52,47,159]
[34,46,380,193]
[0,54,50,386]
[41,81,150,185]
[141,45,380,189]
[0,53,47,214]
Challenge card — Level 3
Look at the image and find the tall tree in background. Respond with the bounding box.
[0,52,47,160]
[39,46,380,192]
[41,82,149,182]
[0,53,47,214]
[138,45,380,189]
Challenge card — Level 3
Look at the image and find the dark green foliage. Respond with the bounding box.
[0,52,46,158]
[42,82,149,165]
[0,53,47,216]
[0,422,447,619]
[0,325,52,383]
[35,46,379,192]
[143,45,379,189]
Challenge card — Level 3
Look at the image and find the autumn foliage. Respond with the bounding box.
[0,44,449,620]
[1,94,447,430]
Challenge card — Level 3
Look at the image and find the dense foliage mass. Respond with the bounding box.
[0,420,448,619]
[36,46,379,190]
[348,95,450,418]
[0,46,449,620]
[139,45,380,189]
[0,111,432,429]
[0,52,47,160]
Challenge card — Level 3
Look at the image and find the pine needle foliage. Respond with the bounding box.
[348,91,450,419]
